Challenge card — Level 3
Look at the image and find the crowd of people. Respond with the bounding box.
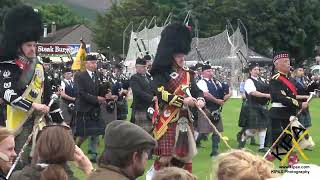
[0,4,319,180]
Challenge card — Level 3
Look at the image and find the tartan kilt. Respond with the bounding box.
[239,102,269,129]
[73,111,105,136]
[238,101,248,127]
[100,104,117,126]
[297,109,311,128]
[117,99,128,120]
[197,110,224,133]
[132,110,153,133]
[155,122,177,156]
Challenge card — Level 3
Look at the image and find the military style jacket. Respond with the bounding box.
[0,57,52,112]
[269,72,301,119]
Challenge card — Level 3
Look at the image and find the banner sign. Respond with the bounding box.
[37,43,90,56]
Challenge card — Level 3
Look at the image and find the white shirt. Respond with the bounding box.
[244,76,266,94]
[197,78,220,93]
[60,78,73,91]
[86,69,95,79]
[197,78,210,92]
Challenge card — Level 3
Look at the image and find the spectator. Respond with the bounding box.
[215,150,276,180]
[0,127,16,180]
[10,125,93,180]
[152,167,197,180]
[87,120,156,180]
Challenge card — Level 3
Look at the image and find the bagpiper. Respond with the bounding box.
[0,5,61,169]
[150,23,205,173]
[266,51,308,165]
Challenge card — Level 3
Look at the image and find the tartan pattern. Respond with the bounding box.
[239,102,269,129]
[297,110,311,128]
[155,122,177,156]
[134,110,153,133]
[155,68,191,156]
[167,68,186,93]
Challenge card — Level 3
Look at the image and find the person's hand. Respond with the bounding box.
[111,95,118,101]
[223,94,232,101]
[105,92,112,99]
[32,103,49,114]
[97,96,106,104]
[216,99,225,105]
[183,97,196,107]
[120,90,128,96]
[265,94,271,99]
[152,96,158,102]
[301,102,308,109]
[158,156,172,167]
[196,99,205,108]
[73,145,93,176]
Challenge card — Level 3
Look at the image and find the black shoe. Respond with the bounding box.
[237,132,246,149]
[238,139,246,149]
[236,132,242,144]
[258,147,268,153]
[210,151,219,157]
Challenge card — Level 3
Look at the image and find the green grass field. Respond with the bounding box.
[71,98,320,180]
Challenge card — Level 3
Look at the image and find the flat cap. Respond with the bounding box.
[104,120,156,151]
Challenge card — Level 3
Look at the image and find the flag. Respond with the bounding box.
[71,40,86,71]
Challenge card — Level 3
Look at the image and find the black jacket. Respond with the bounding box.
[75,70,100,113]
[0,59,52,111]
[269,72,301,119]
[130,73,154,111]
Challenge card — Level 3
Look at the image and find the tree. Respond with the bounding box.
[94,0,320,64]
[37,4,86,32]
[94,0,163,57]
[94,0,214,56]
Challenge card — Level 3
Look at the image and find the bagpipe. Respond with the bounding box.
[236,49,271,80]
[134,37,153,61]
[98,72,116,113]
[133,36,156,121]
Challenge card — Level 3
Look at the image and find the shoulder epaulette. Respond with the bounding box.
[271,73,280,80]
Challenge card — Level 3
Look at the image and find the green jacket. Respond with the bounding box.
[87,164,134,180]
